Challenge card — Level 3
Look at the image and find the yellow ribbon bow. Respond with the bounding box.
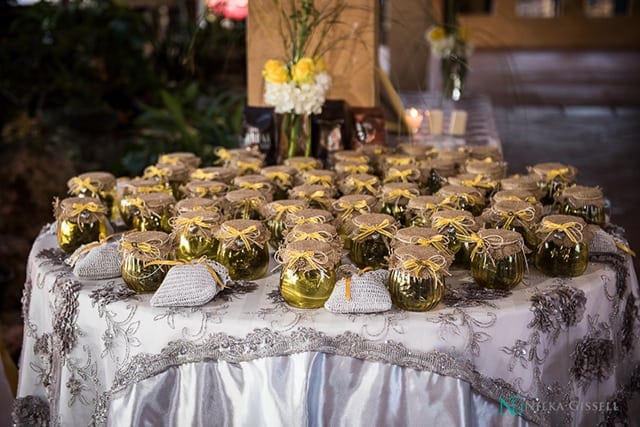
[158,156,182,166]
[354,219,395,241]
[215,148,232,163]
[238,182,269,192]
[145,257,226,288]
[401,258,444,278]
[415,235,452,257]
[68,176,100,196]
[120,239,163,259]
[432,215,475,237]
[283,250,328,272]
[461,174,497,191]
[236,160,260,174]
[342,164,370,174]
[459,233,486,262]
[537,220,584,245]
[264,171,292,187]
[348,176,378,195]
[272,203,304,221]
[384,168,419,183]
[498,207,537,230]
[191,169,217,181]
[335,200,370,221]
[218,224,260,250]
[440,193,483,209]
[144,165,171,180]
[386,188,418,201]
[306,175,334,186]
[386,157,412,166]
[172,215,216,235]
[545,167,571,181]
[68,201,108,218]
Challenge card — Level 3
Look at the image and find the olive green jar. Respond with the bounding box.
[534,215,592,277]
[67,171,117,220]
[332,194,378,247]
[436,184,486,217]
[405,195,444,227]
[261,199,307,249]
[172,210,221,261]
[528,162,577,205]
[379,182,420,226]
[118,179,170,228]
[129,192,176,233]
[339,173,380,196]
[481,200,541,250]
[55,197,109,253]
[417,158,457,195]
[430,209,480,268]
[391,226,453,260]
[223,189,266,220]
[190,166,237,185]
[214,219,270,281]
[288,184,335,211]
[120,231,172,293]
[276,240,341,309]
[182,180,228,200]
[174,197,221,216]
[349,213,397,269]
[470,229,527,291]
[284,222,342,252]
[260,165,297,200]
[388,245,450,311]
[557,185,606,227]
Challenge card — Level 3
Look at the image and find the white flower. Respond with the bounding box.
[264,72,332,115]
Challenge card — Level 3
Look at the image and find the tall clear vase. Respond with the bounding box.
[277,113,312,164]
[441,55,466,102]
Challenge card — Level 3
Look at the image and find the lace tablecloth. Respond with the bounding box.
[15,223,640,426]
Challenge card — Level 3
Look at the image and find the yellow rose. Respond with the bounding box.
[262,59,289,84]
[427,26,446,42]
[291,57,315,84]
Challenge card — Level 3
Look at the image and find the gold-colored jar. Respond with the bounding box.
[261,199,307,249]
[481,200,541,250]
[339,173,380,196]
[436,184,486,217]
[417,158,457,195]
[332,194,378,247]
[214,219,270,281]
[534,214,592,277]
[288,184,335,211]
[118,179,171,228]
[128,192,175,233]
[172,210,221,261]
[223,189,266,220]
[405,195,444,227]
[260,165,297,200]
[528,162,577,205]
[430,209,480,268]
[391,226,453,260]
[190,166,237,185]
[470,229,527,291]
[158,152,201,170]
[182,180,228,200]
[349,213,397,269]
[120,231,172,292]
[67,171,117,220]
[55,197,109,253]
[144,163,190,200]
[276,240,340,308]
[388,245,449,311]
[284,222,342,252]
[557,185,606,227]
[174,197,221,216]
[379,182,420,226]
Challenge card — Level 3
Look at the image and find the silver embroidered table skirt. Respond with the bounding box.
[15,224,640,426]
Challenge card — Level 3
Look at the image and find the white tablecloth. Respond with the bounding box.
[15,223,640,426]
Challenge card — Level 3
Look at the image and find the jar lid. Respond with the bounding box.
[382,154,414,167]
[476,228,525,260]
[464,159,507,180]
[67,171,116,195]
[435,184,485,207]
[233,175,274,194]
[190,166,237,183]
[183,180,228,198]
[467,145,503,161]
[224,189,266,204]
[333,162,372,176]
[418,158,458,178]
[261,199,307,220]
[158,152,201,170]
[448,173,499,193]
[145,163,190,182]
[124,179,168,195]
[288,184,335,209]
[120,230,172,260]
[535,214,592,246]
[55,196,107,222]
[175,197,220,215]
[283,156,322,171]
[430,209,479,234]
[481,199,541,227]
[392,226,451,253]
[332,194,377,220]
[275,240,340,272]
[340,173,380,195]
[260,165,297,187]
[396,142,434,159]
[406,195,443,211]
[230,155,263,175]
[350,213,397,239]
[215,219,270,247]
[332,150,370,164]
[388,244,450,278]
[287,208,334,227]
[529,162,577,183]
[435,148,469,165]
[500,174,541,194]
[380,182,420,202]
[284,222,341,250]
[557,185,605,208]
[383,165,421,184]
[492,190,539,205]
[171,210,221,237]
[137,192,176,213]
[299,169,336,187]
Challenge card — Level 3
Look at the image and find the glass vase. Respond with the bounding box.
[442,55,466,102]
[278,113,312,163]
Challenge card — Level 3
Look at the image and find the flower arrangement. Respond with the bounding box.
[261,0,347,159]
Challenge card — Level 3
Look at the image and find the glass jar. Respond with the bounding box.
[223,189,266,220]
[534,214,592,277]
[284,222,342,252]
[144,163,190,200]
[276,240,340,308]
[67,171,117,220]
[382,165,421,185]
[129,192,175,233]
[332,194,377,247]
[175,197,221,216]
[481,199,541,250]
[436,149,469,174]
[260,165,297,200]
[435,184,486,217]
[464,159,507,181]
[349,213,397,269]
[298,169,336,189]
[233,175,275,201]
[391,226,453,260]
[190,166,237,185]
[288,184,335,211]
[417,158,458,195]
[230,155,263,176]
[172,210,221,261]
[158,152,201,170]
[470,229,526,290]
[557,185,606,226]
[120,231,172,293]
[430,209,480,268]
[405,195,443,227]
[528,162,577,205]
[500,174,544,201]
[379,182,420,226]
[182,180,228,200]
[448,173,499,201]
[388,245,449,311]
[215,219,270,281]
[55,197,109,253]
[261,199,307,249]
[339,173,380,196]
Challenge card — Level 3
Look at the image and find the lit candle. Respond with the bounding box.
[404,107,423,135]
[449,109,468,136]
[425,109,443,135]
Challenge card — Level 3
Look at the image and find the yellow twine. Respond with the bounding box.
[401,258,443,278]
[264,171,292,187]
[545,167,571,181]
[68,201,107,218]
[306,175,333,186]
[217,225,259,250]
[460,174,497,190]
[386,188,418,201]
[120,240,162,259]
[432,216,475,237]
[354,219,395,241]
[538,220,584,245]
[145,257,226,288]
[157,155,182,166]
[68,176,100,196]
[283,250,328,272]
[498,207,537,230]
[342,164,369,174]
[415,235,452,257]
[272,204,304,221]
[236,160,260,174]
[191,170,218,181]
[215,148,232,162]
[385,157,412,166]
[384,168,418,183]
[348,177,378,194]
[172,215,216,234]
[144,165,171,180]
[336,200,370,221]
[616,242,636,258]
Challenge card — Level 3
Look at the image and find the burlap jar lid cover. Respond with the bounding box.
[55,196,107,223]
[300,169,336,186]
[396,142,434,159]
[535,214,593,246]
[333,194,377,220]
[175,197,220,215]
[431,208,480,234]
[224,189,265,204]
[380,182,420,202]
[474,228,525,261]
[230,155,263,174]
[492,190,539,205]
[215,146,265,163]
[382,154,415,167]
[465,158,507,180]
[333,150,370,164]
[482,199,541,228]
[392,226,451,255]
[171,210,221,238]
[358,144,389,157]
[436,184,485,206]
[67,171,116,195]
[500,174,541,193]
[158,152,201,169]
[529,162,577,183]
[350,213,397,240]
[262,199,307,220]
[275,240,341,272]
[233,175,274,193]
[285,222,341,249]
[283,156,322,171]
[289,184,336,203]
[190,166,237,183]
[123,178,168,195]
[120,230,172,261]
[334,162,372,175]
[389,244,450,279]
[215,219,270,248]
[436,148,469,164]
[341,173,380,194]
[407,195,444,211]
[260,165,297,187]
[557,185,605,208]
[468,145,503,161]
[136,192,176,212]
[287,208,334,226]
[449,173,499,192]
[418,158,457,177]
[184,180,228,197]
[383,165,421,183]
[144,162,190,182]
